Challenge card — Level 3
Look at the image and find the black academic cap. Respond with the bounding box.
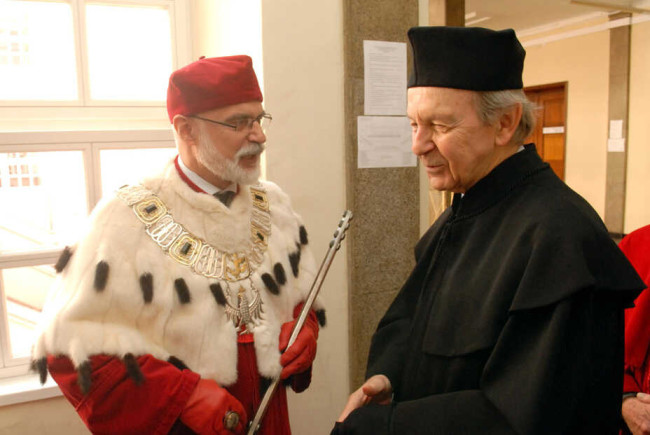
[407,26,525,91]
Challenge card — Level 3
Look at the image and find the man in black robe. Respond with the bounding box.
[332,26,645,434]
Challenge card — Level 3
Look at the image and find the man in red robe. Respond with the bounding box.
[32,55,324,435]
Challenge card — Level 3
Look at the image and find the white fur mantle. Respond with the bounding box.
[33,160,318,386]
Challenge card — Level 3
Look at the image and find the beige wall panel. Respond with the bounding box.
[262,1,348,434]
[522,31,610,218]
[625,20,650,233]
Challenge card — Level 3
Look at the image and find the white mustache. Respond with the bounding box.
[236,142,265,159]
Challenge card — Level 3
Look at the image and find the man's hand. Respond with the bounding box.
[180,378,247,434]
[623,392,650,435]
[279,307,319,379]
[337,374,392,422]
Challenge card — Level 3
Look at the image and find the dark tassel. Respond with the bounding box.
[174,278,191,304]
[209,283,227,306]
[54,246,73,273]
[94,261,109,292]
[78,360,92,395]
[299,226,309,245]
[273,263,287,286]
[139,273,154,303]
[261,273,280,295]
[288,249,301,278]
[316,309,327,327]
[123,353,144,386]
[168,356,189,371]
[30,357,48,384]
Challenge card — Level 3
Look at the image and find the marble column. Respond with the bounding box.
[604,13,632,237]
[343,0,419,390]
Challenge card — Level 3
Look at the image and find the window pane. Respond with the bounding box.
[100,147,176,197]
[2,265,54,358]
[0,151,87,254]
[86,3,172,101]
[0,1,77,100]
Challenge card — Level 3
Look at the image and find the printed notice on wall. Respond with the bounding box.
[363,40,407,116]
[607,138,625,152]
[357,116,414,168]
[609,119,623,139]
[608,119,625,152]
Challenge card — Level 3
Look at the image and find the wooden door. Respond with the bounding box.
[524,83,567,181]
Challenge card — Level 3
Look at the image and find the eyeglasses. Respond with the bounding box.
[190,112,272,133]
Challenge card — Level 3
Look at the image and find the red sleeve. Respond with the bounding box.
[620,226,650,393]
[47,354,200,435]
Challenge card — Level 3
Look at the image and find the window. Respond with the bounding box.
[0,0,190,388]
[1,153,41,188]
[0,1,78,101]
[0,0,186,105]
[0,0,192,407]
[85,3,173,101]
[0,131,176,381]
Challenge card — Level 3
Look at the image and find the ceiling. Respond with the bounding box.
[464,0,649,33]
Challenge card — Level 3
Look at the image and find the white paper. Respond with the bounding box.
[363,40,407,116]
[609,119,623,139]
[542,126,564,135]
[357,116,415,168]
[608,138,625,152]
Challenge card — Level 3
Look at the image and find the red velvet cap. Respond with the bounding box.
[166,55,263,123]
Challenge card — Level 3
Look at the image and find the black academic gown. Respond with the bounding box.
[335,145,645,435]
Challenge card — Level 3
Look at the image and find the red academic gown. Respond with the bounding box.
[45,159,314,434]
[47,333,306,434]
[621,225,650,393]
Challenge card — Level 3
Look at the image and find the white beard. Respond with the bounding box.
[195,125,264,186]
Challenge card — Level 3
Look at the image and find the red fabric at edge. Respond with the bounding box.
[620,224,650,393]
[48,354,200,435]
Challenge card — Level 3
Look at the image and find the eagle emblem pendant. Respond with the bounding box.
[224,284,263,334]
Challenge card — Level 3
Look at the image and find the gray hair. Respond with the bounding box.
[473,89,537,146]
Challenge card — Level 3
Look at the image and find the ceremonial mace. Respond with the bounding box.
[246,210,354,435]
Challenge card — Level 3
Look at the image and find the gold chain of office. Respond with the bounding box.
[116,184,272,282]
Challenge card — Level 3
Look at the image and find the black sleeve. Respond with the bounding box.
[330,404,393,435]
[364,231,440,386]
[364,277,421,387]
[337,291,625,435]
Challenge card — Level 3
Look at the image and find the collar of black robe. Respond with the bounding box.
[451,144,550,219]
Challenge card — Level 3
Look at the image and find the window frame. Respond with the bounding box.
[0,0,191,108]
[0,129,175,389]
[0,0,188,407]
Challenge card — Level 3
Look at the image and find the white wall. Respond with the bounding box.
[261,1,348,434]
[521,18,650,233]
[522,29,611,218]
[625,20,650,232]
